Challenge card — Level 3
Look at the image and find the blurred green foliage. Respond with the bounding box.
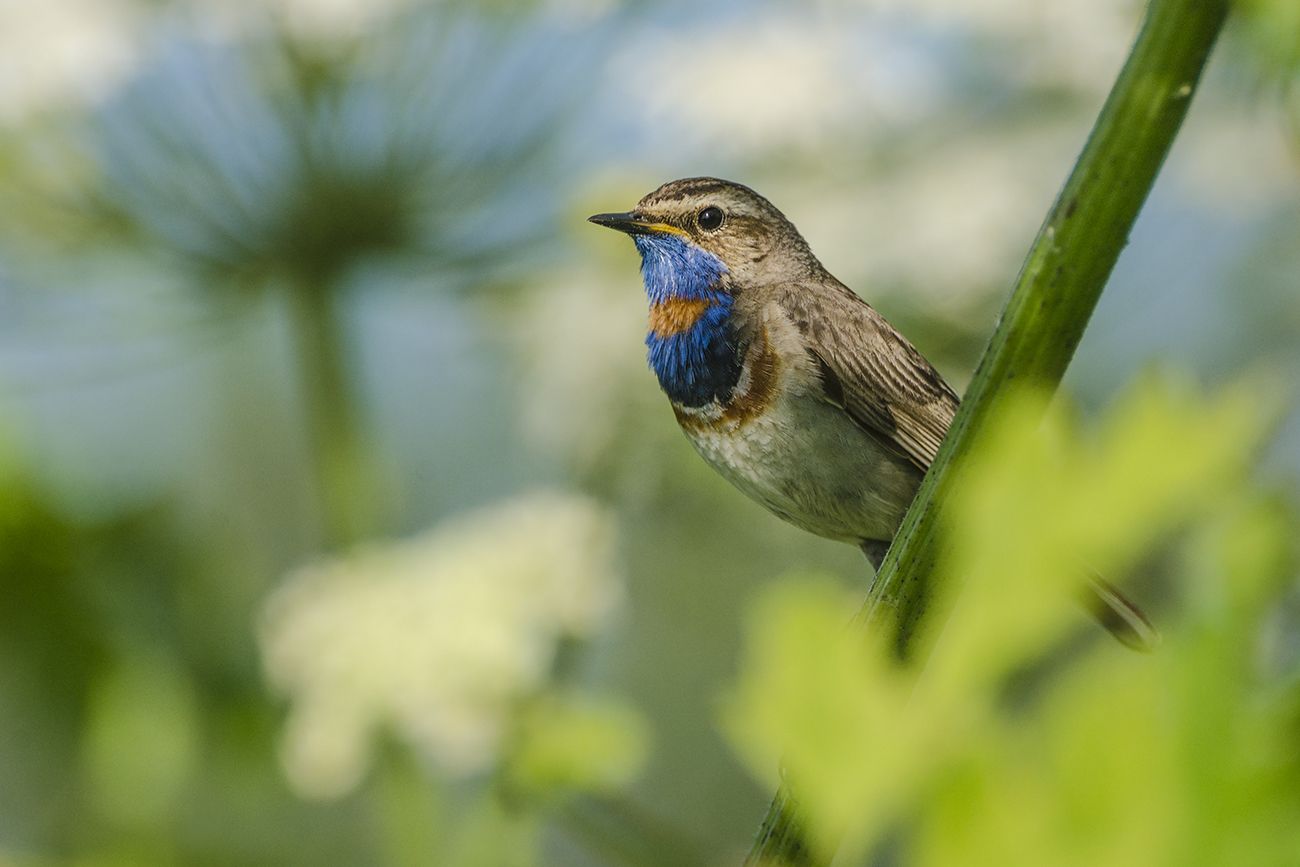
[1235,0,1300,79]
[506,697,649,800]
[725,379,1299,865]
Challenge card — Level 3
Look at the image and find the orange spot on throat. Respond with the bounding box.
[648,297,715,337]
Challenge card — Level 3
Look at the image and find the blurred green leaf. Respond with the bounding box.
[1235,0,1300,77]
[444,793,540,867]
[925,375,1274,703]
[721,577,938,860]
[82,651,199,829]
[724,378,1298,866]
[507,695,649,798]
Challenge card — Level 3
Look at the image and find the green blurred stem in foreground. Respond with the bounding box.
[744,0,1231,864]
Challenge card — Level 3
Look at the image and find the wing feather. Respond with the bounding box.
[777,279,959,471]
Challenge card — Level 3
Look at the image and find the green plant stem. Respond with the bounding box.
[744,0,1229,863]
[560,795,711,867]
[289,279,380,549]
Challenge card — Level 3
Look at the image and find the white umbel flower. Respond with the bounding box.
[260,492,622,799]
[620,19,868,155]
[195,0,413,44]
[0,0,140,123]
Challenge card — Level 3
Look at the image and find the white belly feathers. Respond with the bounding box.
[671,311,924,545]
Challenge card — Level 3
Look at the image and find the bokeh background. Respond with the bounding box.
[0,0,1296,865]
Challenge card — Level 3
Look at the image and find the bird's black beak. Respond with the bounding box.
[587,211,655,235]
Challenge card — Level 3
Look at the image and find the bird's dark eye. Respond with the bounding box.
[696,206,724,231]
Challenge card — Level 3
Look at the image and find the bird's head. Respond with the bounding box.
[588,177,819,301]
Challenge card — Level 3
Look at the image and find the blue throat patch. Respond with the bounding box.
[634,233,742,408]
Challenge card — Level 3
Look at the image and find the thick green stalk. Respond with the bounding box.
[744,0,1229,863]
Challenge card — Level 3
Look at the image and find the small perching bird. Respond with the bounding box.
[590,177,1156,650]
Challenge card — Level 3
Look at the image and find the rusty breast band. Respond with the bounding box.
[648,297,715,338]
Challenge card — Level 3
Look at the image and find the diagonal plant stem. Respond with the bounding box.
[744,0,1230,863]
[559,794,712,867]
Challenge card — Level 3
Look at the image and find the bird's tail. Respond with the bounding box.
[858,542,1160,652]
[1083,575,1160,652]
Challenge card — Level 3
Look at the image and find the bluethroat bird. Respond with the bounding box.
[590,177,1156,649]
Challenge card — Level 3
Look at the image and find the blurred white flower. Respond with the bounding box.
[274,0,406,41]
[618,18,941,155]
[853,0,1140,92]
[260,492,623,799]
[783,122,1079,307]
[0,0,141,123]
[196,0,413,43]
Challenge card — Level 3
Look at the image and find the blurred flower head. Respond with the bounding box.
[259,491,623,799]
[0,0,142,124]
[618,16,940,157]
[854,0,1140,92]
[781,123,1077,308]
[206,0,415,44]
[10,3,606,294]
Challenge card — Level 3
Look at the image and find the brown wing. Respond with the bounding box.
[776,278,960,471]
